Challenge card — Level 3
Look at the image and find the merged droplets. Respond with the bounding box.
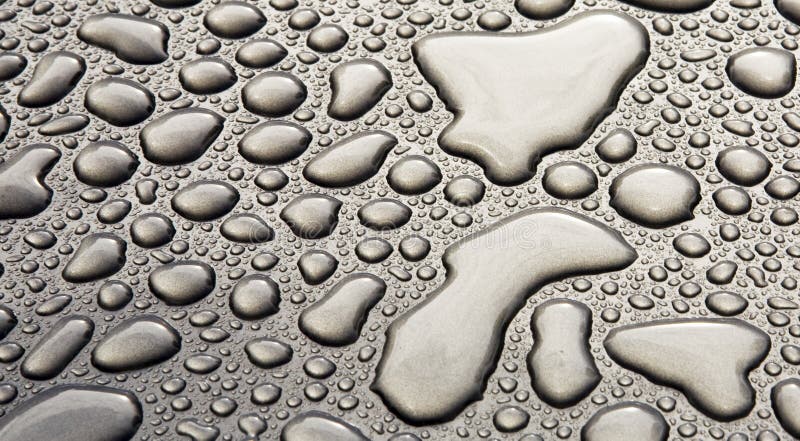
[413,11,649,185]
[373,208,636,424]
[527,299,600,407]
[299,273,387,346]
[0,144,61,220]
[604,319,769,420]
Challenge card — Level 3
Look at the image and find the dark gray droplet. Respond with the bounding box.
[303,131,397,187]
[0,385,142,441]
[73,141,139,187]
[245,337,293,368]
[171,180,239,221]
[84,78,155,126]
[0,143,61,220]
[140,108,224,165]
[18,51,85,108]
[62,233,127,283]
[99,195,132,221]
[242,72,307,117]
[0,306,17,340]
[21,315,94,380]
[358,199,412,230]
[238,121,312,165]
[298,250,338,285]
[97,280,134,311]
[527,299,600,407]
[581,402,668,441]
[604,318,769,421]
[37,114,90,136]
[149,260,216,305]
[130,213,175,248]
[372,208,636,424]
[328,59,392,121]
[204,1,266,39]
[235,38,287,68]
[78,14,169,64]
[0,105,9,143]
[220,214,273,243]
[281,411,370,441]
[92,315,181,372]
[280,194,342,239]
[609,164,700,228]
[230,274,280,320]
[299,273,387,346]
[413,11,648,185]
[179,57,237,95]
[0,52,26,82]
